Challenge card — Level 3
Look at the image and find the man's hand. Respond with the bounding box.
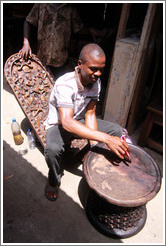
[58,107,129,160]
[19,20,32,60]
[19,41,32,60]
[106,135,129,159]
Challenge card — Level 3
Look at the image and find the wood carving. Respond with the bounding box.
[4,53,54,148]
[4,53,88,151]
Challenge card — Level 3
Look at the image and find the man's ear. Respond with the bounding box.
[78,59,82,66]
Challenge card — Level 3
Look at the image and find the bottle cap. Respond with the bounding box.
[12,118,16,122]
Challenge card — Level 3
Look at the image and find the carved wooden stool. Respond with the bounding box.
[83,143,161,238]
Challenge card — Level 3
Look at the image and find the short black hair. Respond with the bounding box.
[79,43,105,64]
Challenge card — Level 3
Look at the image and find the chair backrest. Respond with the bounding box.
[4,53,54,148]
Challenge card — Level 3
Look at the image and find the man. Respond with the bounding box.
[44,43,128,201]
[19,3,84,79]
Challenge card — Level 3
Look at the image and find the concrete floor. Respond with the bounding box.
[2,78,164,244]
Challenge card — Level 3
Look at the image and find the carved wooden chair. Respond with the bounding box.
[4,53,88,156]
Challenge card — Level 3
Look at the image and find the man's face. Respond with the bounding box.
[78,54,106,88]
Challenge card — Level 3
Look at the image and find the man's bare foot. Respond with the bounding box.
[45,182,59,201]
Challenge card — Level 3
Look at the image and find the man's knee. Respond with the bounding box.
[107,122,123,137]
[114,123,123,137]
[45,141,63,159]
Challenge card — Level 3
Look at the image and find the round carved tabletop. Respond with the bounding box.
[83,143,161,207]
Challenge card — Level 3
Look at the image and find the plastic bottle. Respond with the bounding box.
[121,128,133,144]
[27,128,36,149]
[11,118,24,145]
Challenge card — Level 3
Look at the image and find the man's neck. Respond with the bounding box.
[79,74,93,90]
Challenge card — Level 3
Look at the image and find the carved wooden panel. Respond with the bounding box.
[4,53,54,147]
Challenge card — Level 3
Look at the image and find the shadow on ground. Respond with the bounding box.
[3,141,122,243]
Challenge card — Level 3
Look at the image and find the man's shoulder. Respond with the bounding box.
[56,71,76,84]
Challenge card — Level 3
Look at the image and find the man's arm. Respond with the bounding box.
[19,20,32,60]
[58,107,128,159]
[85,100,98,146]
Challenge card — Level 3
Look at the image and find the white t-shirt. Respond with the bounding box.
[44,67,101,130]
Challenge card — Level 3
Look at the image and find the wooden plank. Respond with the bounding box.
[116,3,131,39]
[103,38,139,126]
[126,3,161,133]
[103,3,161,130]
[147,138,163,153]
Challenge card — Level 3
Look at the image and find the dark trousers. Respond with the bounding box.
[44,119,123,186]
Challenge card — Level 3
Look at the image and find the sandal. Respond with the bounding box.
[45,182,59,201]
